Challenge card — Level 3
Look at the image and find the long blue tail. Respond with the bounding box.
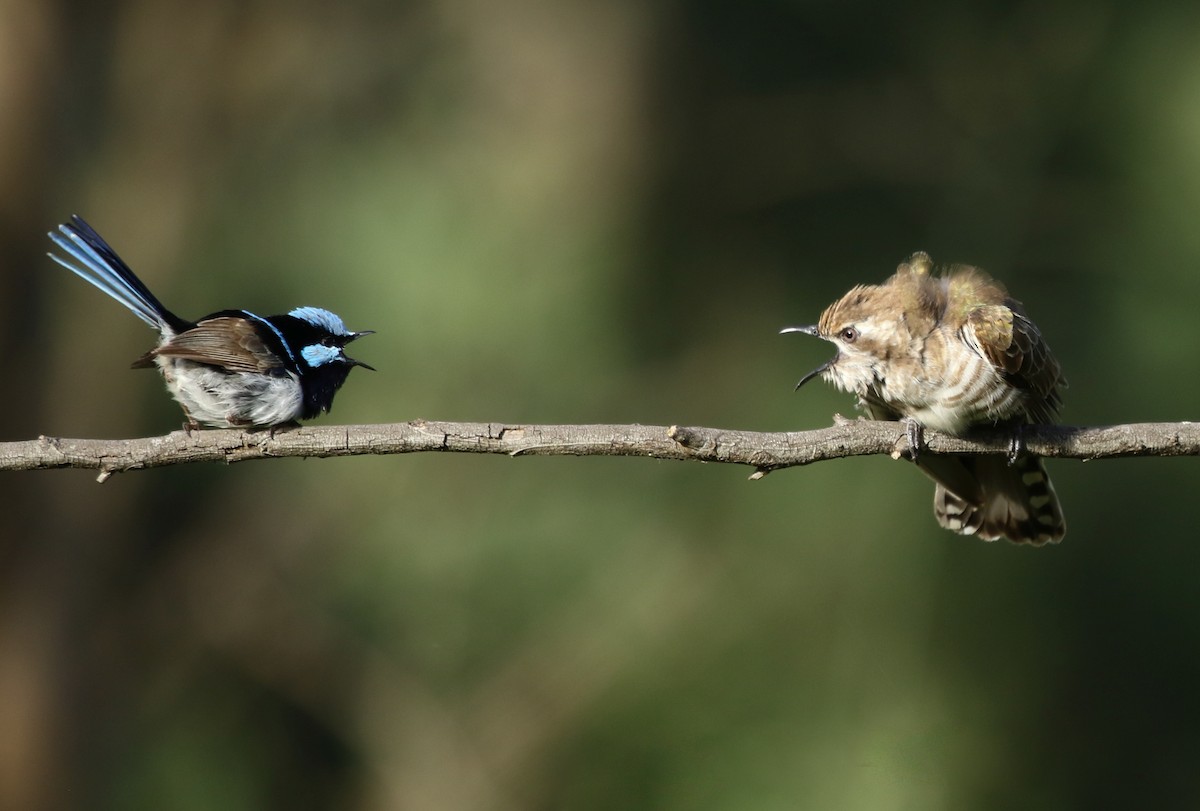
[47,215,187,333]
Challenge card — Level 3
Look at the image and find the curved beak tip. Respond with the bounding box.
[779,325,818,336]
[793,359,833,391]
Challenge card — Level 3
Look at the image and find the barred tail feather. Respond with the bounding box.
[932,456,1065,545]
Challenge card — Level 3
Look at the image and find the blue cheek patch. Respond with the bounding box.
[301,343,343,367]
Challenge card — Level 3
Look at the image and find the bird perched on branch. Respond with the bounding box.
[782,252,1066,544]
[47,215,374,429]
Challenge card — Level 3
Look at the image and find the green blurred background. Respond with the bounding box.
[3,0,1200,809]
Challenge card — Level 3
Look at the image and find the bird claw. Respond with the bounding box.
[903,417,925,462]
[267,420,302,439]
[1007,426,1026,466]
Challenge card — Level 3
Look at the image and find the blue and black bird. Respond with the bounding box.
[47,215,374,429]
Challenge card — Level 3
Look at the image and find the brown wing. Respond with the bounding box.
[968,303,1064,423]
[148,316,287,374]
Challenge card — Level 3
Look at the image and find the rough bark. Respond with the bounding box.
[2,419,1196,481]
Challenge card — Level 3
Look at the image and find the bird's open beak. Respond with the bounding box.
[345,330,375,370]
[792,358,832,390]
[780,324,833,390]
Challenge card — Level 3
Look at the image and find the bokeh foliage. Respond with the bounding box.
[3,0,1200,808]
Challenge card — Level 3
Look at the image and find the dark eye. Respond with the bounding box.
[839,326,858,343]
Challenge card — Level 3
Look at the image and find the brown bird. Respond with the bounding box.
[782,252,1066,544]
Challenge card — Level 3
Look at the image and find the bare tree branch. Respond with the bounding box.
[2,419,1199,481]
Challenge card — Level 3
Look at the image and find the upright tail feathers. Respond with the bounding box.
[926,455,1065,545]
[47,215,186,334]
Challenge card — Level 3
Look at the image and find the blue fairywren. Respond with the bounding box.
[47,215,374,429]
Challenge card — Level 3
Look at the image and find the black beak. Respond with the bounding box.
[793,358,832,390]
[345,330,375,370]
[780,324,833,390]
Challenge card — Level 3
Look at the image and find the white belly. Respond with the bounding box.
[156,356,304,427]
